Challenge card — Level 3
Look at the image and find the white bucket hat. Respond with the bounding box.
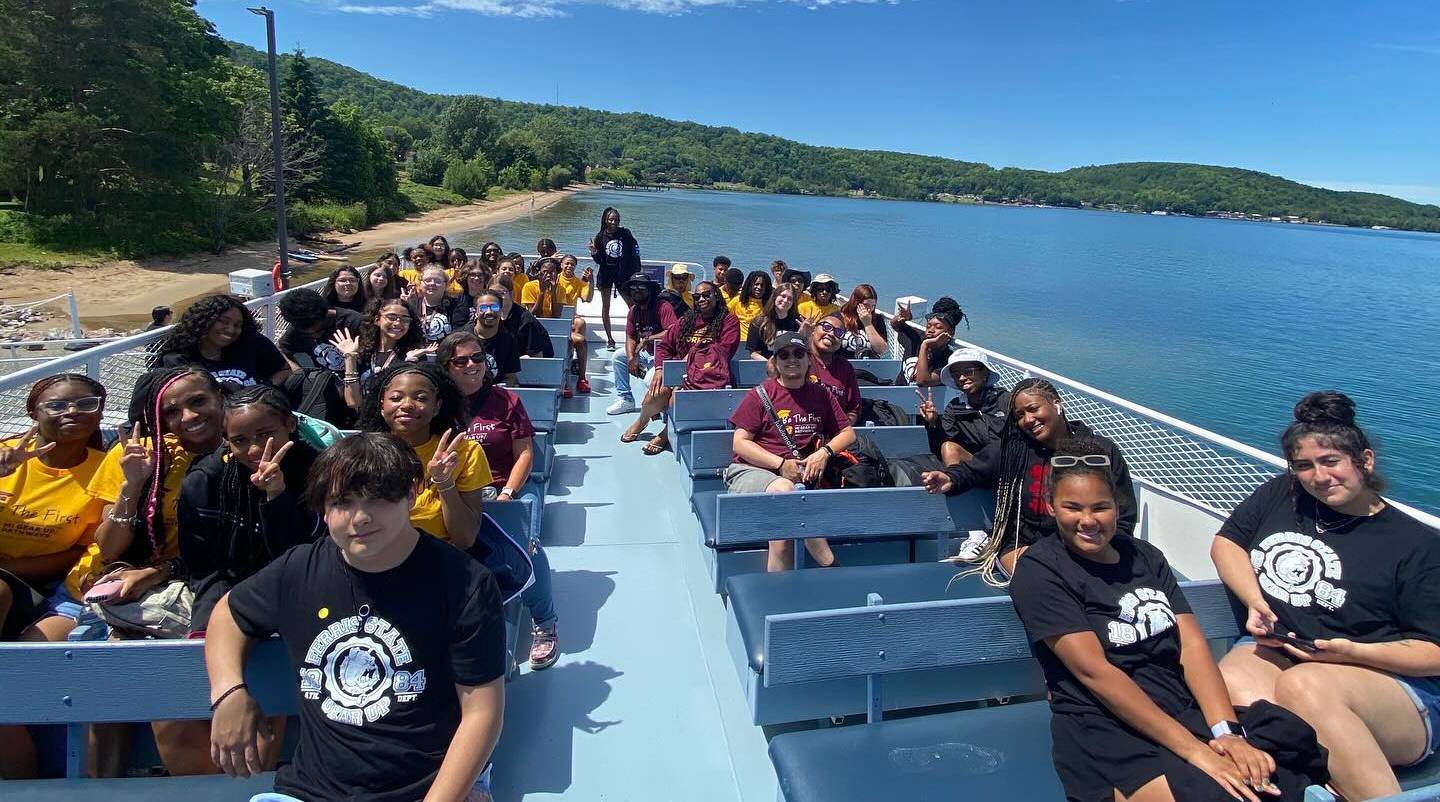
[939,347,994,390]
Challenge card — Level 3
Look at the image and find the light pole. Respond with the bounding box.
[249,6,290,285]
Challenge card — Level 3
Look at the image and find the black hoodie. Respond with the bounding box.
[178,440,325,631]
[593,226,641,282]
[940,419,1137,550]
[504,304,554,357]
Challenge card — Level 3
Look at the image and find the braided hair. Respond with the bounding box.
[964,377,1067,588]
[356,362,467,437]
[150,294,259,368]
[677,281,728,346]
[26,373,107,450]
[215,385,320,566]
[125,366,222,565]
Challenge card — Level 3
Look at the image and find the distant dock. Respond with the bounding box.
[602,182,671,192]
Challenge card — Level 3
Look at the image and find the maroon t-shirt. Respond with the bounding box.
[463,386,535,487]
[729,378,848,463]
[809,353,862,416]
[625,300,678,356]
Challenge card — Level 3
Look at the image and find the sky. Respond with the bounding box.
[199,0,1440,205]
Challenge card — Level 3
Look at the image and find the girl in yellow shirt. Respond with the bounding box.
[727,270,773,341]
[557,254,595,396]
[0,373,109,645]
[358,363,490,547]
[798,273,842,320]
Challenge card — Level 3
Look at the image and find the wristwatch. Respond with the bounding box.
[499,487,515,499]
[1210,720,1244,739]
[820,444,836,458]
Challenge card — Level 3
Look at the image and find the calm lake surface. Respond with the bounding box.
[450,188,1440,514]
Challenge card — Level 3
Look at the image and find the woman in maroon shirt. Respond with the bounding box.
[727,331,856,571]
[437,331,560,670]
[620,281,739,456]
[807,310,862,425]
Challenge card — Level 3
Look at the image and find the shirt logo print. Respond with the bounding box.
[1026,463,1052,516]
[1251,531,1346,611]
[299,614,427,728]
[1107,587,1177,646]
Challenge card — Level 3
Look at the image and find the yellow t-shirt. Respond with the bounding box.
[398,267,422,286]
[0,441,106,560]
[410,435,492,542]
[556,275,589,306]
[510,273,530,302]
[519,281,561,318]
[727,297,766,341]
[719,286,742,305]
[85,435,192,562]
[797,299,841,320]
[445,268,465,297]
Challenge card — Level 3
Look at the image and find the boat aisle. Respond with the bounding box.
[490,338,771,801]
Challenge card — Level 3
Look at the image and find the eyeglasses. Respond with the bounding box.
[695,291,717,300]
[775,348,807,361]
[37,396,102,415]
[447,354,487,368]
[381,313,412,324]
[1050,455,1111,468]
[817,321,840,334]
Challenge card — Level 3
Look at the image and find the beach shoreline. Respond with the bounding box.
[0,185,590,334]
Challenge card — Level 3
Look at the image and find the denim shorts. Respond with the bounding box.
[44,584,88,622]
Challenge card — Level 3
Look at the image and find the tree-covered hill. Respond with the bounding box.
[228,42,1440,233]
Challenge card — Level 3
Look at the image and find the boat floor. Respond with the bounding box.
[491,333,773,800]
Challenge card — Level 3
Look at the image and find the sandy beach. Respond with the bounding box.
[0,185,587,333]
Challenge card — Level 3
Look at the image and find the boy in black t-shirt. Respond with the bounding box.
[205,433,506,802]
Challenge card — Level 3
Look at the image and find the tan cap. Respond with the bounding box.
[670,263,692,276]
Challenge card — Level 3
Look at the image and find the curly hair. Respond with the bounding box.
[321,265,370,312]
[150,294,258,367]
[358,297,423,364]
[356,361,467,437]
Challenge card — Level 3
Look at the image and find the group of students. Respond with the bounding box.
[0,296,578,798]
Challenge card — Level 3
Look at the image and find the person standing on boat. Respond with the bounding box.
[711,255,732,289]
[589,206,641,350]
[770,259,788,289]
[205,433,506,802]
[1212,392,1440,801]
[439,332,561,671]
[1011,437,1323,802]
[606,274,676,416]
[893,296,966,386]
[746,285,802,360]
[921,377,1136,583]
[621,280,739,455]
[727,331,855,572]
[917,348,1011,464]
[728,270,772,342]
[807,311,862,425]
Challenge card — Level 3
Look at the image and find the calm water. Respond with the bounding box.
[446,189,1440,514]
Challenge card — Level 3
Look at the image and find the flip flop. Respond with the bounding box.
[620,431,642,444]
[642,438,670,456]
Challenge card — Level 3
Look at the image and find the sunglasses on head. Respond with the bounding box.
[1050,455,1111,468]
[37,396,103,415]
[447,354,487,368]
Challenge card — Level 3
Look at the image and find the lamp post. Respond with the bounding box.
[248,6,290,285]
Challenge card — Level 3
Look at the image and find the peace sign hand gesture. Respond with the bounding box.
[916,386,940,425]
[426,428,462,488]
[798,312,820,339]
[330,329,360,359]
[0,425,56,477]
[893,300,913,325]
[118,424,153,489]
[249,437,294,500]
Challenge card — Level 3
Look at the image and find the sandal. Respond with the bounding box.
[620,431,643,444]
[642,437,670,456]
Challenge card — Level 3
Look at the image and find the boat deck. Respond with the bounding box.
[491,337,773,801]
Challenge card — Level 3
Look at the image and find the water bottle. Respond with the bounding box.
[794,483,807,492]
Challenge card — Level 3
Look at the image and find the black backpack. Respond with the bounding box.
[658,289,690,317]
[888,452,945,487]
[821,433,893,489]
[282,354,353,429]
[857,398,911,427]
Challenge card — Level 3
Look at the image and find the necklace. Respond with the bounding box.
[1314,502,1369,534]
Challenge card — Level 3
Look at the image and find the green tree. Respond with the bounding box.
[443,156,495,198]
[545,165,574,190]
[436,96,498,162]
[408,143,451,186]
[525,115,581,173]
[321,101,400,210]
[498,159,536,190]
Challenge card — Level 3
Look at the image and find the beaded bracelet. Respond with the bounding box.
[210,682,248,712]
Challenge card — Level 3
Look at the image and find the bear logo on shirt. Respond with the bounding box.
[300,613,428,728]
[1251,531,1346,611]
[1106,587,1177,646]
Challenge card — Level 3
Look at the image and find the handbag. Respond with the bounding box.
[90,567,194,639]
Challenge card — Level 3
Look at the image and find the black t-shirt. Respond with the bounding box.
[1011,534,1195,719]
[503,306,554,357]
[745,315,800,358]
[477,327,522,380]
[1218,475,1440,645]
[896,325,954,384]
[278,309,362,372]
[228,534,506,802]
[158,331,288,388]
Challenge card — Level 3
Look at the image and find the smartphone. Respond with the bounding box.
[1268,630,1317,653]
[83,578,125,604]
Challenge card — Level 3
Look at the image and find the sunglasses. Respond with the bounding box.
[952,365,984,377]
[448,354,487,368]
[775,348,808,361]
[476,302,501,313]
[1050,455,1112,468]
[695,290,717,300]
[37,396,103,415]
[817,321,840,334]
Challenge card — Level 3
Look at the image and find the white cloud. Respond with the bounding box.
[326,0,898,17]
[1300,179,1440,207]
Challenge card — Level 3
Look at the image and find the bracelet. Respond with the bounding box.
[499,486,515,498]
[1210,720,1244,739]
[429,477,457,492]
[820,444,836,458]
[776,457,788,472]
[108,509,137,527]
[210,682,248,712]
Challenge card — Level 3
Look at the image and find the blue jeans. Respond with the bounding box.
[523,540,557,630]
[611,349,654,403]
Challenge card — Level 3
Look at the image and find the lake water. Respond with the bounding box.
[449,188,1440,514]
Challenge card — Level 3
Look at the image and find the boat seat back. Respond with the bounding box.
[516,357,566,388]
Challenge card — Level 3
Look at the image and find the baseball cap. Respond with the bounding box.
[771,331,808,353]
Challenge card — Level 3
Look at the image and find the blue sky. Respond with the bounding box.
[200,0,1440,205]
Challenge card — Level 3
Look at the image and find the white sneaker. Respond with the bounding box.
[955,530,991,563]
[606,397,636,415]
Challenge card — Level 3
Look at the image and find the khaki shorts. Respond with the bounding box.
[723,462,785,494]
